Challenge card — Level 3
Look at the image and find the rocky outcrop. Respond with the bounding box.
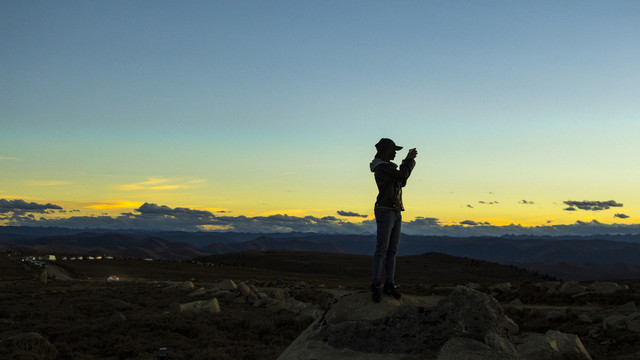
[0,332,58,360]
[278,286,592,360]
[516,331,592,360]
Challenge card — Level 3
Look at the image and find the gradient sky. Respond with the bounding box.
[2,1,639,234]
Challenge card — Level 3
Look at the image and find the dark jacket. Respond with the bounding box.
[370,157,415,211]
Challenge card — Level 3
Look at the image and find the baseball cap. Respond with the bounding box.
[375,138,403,151]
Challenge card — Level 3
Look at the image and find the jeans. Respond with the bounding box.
[372,208,402,286]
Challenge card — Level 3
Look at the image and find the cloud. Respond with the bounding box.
[117,178,188,191]
[460,220,491,226]
[135,202,216,218]
[564,207,577,211]
[337,210,368,218]
[478,201,499,205]
[466,204,474,208]
[614,213,630,219]
[563,200,623,211]
[0,199,63,215]
[519,200,535,205]
[0,156,18,161]
[409,217,440,226]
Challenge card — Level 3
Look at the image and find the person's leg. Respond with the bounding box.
[384,210,402,284]
[372,208,394,286]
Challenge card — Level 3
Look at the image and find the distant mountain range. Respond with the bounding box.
[2,226,640,280]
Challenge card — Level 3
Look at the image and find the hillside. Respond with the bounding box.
[3,227,640,280]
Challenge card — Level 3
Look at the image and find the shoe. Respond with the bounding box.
[384,282,402,300]
[371,284,382,303]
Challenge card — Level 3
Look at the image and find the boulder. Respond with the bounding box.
[218,279,237,290]
[603,314,628,330]
[628,313,640,332]
[188,288,208,297]
[557,281,586,295]
[535,281,561,291]
[0,332,58,360]
[517,330,592,360]
[490,282,513,293]
[273,288,289,301]
[504,316,520,335]
[279,286,519,360]
[465,282,482,290]
[629,321,640,332]
[250,283,260,293]
[171,298,220,313]
[437,337,520,360]
[506,299,523,308]
[238,282,252,296]
[180,281,195,290]
[588,282,621,294]
[616,301,638,314]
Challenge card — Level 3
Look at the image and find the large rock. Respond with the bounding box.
[603,314,628,330]
[180,280,195,290]
[217,279,237,290]
[437,337,519,360]
[557,281,586,295]
[616,301,638,314]
[0,332,58,360]
[535,281,561,291]
[238,281,252,296]
[628,312,640,332]
[279,286,593,360]
[278,286,519,360]
[588,282,622,294]
[516,330,592,360]
[490,282,513,293]
[171,298,220,313]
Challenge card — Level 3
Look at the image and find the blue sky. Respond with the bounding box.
[1,1,639,235]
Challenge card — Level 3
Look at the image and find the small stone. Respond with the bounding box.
[616,302,638,314]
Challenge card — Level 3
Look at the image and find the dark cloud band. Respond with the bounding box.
[337,210,368,218]
[563,200,623,211]
[0,198,63,214]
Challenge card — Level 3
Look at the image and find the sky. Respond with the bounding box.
[2,0,639,235]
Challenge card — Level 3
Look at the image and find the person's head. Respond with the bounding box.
[375,138,402,161]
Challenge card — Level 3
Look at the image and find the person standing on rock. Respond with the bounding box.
[369,138,417,302]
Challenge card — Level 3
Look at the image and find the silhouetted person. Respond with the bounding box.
[369,138,417,302]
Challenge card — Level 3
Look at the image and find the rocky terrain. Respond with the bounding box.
[1,251,640,359]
